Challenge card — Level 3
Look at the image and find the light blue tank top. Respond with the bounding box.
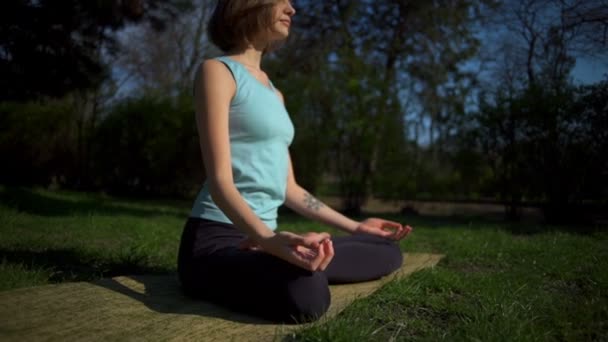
[190,56,295,230]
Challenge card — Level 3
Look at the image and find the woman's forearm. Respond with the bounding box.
[284,182,360,234]
[209,179,276,241]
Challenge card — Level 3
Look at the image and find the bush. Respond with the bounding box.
[0,100,77,186]
[93,93,202,197]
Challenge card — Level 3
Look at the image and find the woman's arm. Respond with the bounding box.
[284,153,411,240]
[195,60,274,241]
[277,90,411,240]
[272,89,359,233]
[195,60,333,270]
[284,155,360,234]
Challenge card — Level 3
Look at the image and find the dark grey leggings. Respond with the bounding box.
[177,217,403,323]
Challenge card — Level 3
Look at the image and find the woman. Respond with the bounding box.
[177,0,413,323]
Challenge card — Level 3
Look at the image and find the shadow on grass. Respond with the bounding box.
[0,247,168,283]
[0,248,283,325]
[0,247,280,324]
[93,275,279,325]
[0,187,186,218]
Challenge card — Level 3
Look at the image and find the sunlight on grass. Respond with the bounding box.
[0,187,606,340]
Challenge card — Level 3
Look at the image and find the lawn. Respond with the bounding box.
[0,186,606,341]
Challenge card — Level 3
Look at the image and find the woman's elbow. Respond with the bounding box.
[286,179,299,194]
[207,175,235,200]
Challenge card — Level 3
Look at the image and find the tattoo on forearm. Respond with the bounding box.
[304,192,325,211]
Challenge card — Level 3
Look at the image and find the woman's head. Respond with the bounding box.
[208,0,296,53]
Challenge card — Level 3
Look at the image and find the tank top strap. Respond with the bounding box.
[214,56,245,84]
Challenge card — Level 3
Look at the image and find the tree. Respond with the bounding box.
[93,93,201,197]
[270,0,493,213]
[487,0,608,88]
[475,0,608,220]
[476,79,607,222]
[115,0,217,95]
[0,0,193,101]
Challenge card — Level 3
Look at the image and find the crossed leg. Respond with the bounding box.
[324,234,403,284]
[179,226,403,323]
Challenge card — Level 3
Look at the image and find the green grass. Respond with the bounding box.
[1,186,606,341]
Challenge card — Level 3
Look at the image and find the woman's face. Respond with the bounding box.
[267,0,296,41]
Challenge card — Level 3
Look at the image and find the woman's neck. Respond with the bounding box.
[228,45,265,70]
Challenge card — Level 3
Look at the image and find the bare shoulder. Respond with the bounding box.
[196,59,233,84]
[194,59,236,101]
[200,59,226,73]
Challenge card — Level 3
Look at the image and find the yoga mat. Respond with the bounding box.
[0,253,443,342]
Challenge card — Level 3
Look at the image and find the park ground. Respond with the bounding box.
[0,186,606,341]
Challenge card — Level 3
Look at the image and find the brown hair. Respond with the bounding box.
[208,0,280,53]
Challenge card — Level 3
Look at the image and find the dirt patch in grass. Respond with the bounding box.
[319,196,544,222]
[544,277,600,299]
[385,304,467,340]
[450,262,500,275]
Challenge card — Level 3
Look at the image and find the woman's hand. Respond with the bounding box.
[354,218,413,241]
[239,231,334,272]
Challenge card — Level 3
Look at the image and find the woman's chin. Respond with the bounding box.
[271,28,290,40]
[261,29,289,48]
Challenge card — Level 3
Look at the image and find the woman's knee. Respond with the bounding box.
[284,271,331,323]
[372,242,403,277]
[387,243,404,272]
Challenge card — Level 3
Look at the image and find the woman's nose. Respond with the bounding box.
[286,2,296,16]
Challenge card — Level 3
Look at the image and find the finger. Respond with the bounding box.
[318,240,334,271]
[292,245,322,271]
[301,233,331,248]
[293,245,317,259]
[391,228,402,240]
[283,233,319,249]
[311,243,325,271]
[381,220,403,231]
[394,228,406,240]
[289,255,316,271]
[393,225,406,240]
[288,248,317,271]
[302,232,331,240]
[317,240,330,270]
[310,232,331,242]
[376,227,396,238]
[397,225,413,240]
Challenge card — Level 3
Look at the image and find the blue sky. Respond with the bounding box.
[572,57,608,84]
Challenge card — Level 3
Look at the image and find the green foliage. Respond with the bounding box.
[0,187,187,285]
[0,0,194,101]
[0,100,77,185]
[293,225,608,341]
[1,188,606,340]
[1,0,604,217]
[0,91,202,197]
[94,93,201,197]
[270,0,492,212]
[475,80,608,222]
[0,260,54,292]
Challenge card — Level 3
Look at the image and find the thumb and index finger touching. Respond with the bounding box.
[280,231,334,270]
[370,219,414,240]
[282,231,331,248]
